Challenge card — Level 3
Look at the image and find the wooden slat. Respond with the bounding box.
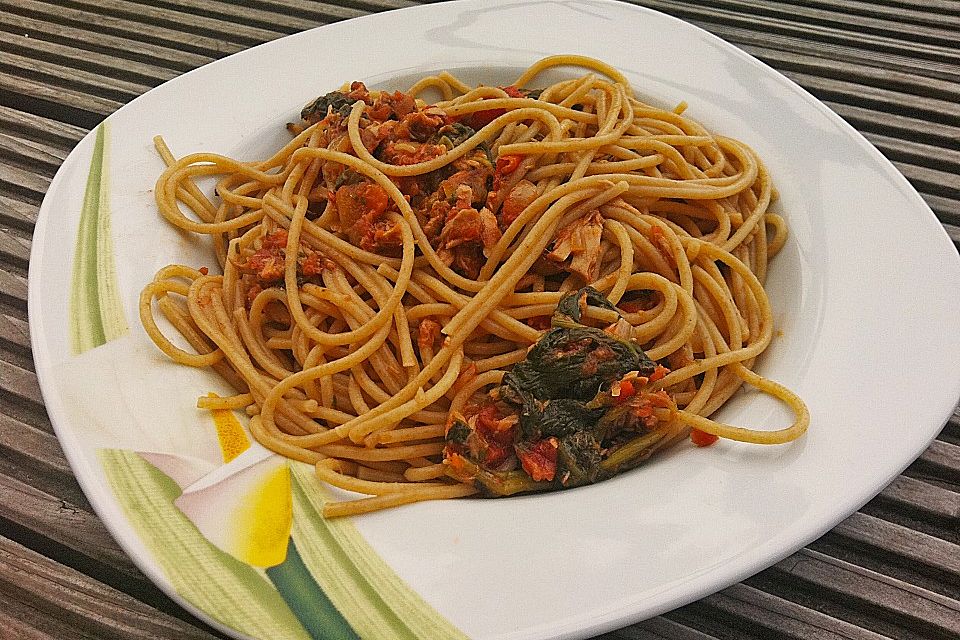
[831,512,960,577]
[0,28,177,88]
[0,471,141,580]
[0,106,87,149]
[769,0,960,29]
[878,475,960,521]
[245,0,416,18]
[0,268,28,306]
[824,101,960,155]
[918,440,960,476]
[0,7,212,72]
[700,583,889,639]
[0,359,43,406]
[862,132,960,176]
[0,412,72,480]
[924,195,960,229]
[0,155,53,199]
[0,535,220,640]
[129,0,324,33]
[0,312,30,352]
[0,192,40,229]
[0,68,119,129]
[0,601,84,640]
[636,0,960,65]
[869,0,960,13]
[0,133,72,178]
[0,48,151,103]
[780,69,960,125]
[0,226,30,265]
[741,42,960,101]
[667,16,960,84]
[6,0,280,53]
[888,162,960,201]
[696,0,960,46]
[64,0,289,43]
[771,549,960,637]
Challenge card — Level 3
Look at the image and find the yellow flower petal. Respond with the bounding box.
[175,452,292,568]
[231,464,292,568]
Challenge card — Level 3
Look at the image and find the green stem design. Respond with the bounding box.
[70,123,128,354]
[289,463,468,640]
[266,540,359,640]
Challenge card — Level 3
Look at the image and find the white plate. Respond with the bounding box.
[29,1,960,639]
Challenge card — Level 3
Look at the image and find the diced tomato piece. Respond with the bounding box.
[499,179,537,227]
[474,404,514,442]
[517,438,558,482]
[501,85,525,98]
[690,429,719,447]
[478,440,512,468]
[496,154,522,175]
[465,108,505,128]
[615,379,635,404]
[335,182,389,227]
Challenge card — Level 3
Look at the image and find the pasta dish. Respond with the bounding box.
[141,55,809,517]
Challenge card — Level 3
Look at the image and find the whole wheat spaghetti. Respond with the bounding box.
[142,55,808,517]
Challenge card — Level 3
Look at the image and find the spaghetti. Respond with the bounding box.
[142,55,808,517]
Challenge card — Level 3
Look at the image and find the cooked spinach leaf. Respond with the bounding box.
[507,326,648,401]
[557,431,603,487]
[553,286,621,325]
[430,122,476,149]
[445,287,669,495]
[301,90,359,122]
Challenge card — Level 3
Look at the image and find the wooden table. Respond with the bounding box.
[2,1,958,638]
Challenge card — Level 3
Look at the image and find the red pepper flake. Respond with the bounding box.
[198,266,209,276]
[690,429,719,447]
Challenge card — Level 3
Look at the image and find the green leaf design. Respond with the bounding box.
[99,449,311,640]
[266,541,359,640]
[70,123,128,354]
[289,463,468,640]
